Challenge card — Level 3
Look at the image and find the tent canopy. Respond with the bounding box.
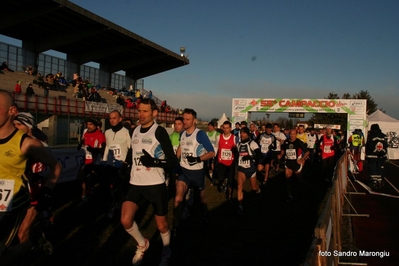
[217,113,229,128]
[368,110,399,123]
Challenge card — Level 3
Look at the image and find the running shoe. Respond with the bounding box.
[132,238,149,265]
[221,178,228,193]
[159,247,171,266]
[77,196,88,208]
[285,195,293,203]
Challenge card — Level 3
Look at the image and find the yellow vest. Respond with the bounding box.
[0,129,30,211]
[352,134,362,147]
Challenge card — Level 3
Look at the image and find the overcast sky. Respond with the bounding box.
[3,0,398,120]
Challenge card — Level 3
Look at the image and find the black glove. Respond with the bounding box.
[186,156,201,166]
[140,149,162,167]
[242,155,252,161]
[86,146,94,153]
[35,187,52,212]
[77,143,82,150]
[118,163,130,182]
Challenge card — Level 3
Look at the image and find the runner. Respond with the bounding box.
[205,122,219,185]
[257,123,277,185]
[102,110,131,218]
[76,118,106,207]
[318,126,338,183]
[120,98,178,266]
[278,129,309,203]
[271,123,286,172]
[236,127,262,214]
[13,113,54,254]
[215,121,237,202]
[173,108,215,235]
[0,90,61,265]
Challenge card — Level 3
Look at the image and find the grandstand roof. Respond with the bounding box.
[0,0,189,79]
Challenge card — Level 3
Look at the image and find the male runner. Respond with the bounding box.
[215,121,237,202]
[205,122,219,185]
[278,129,309,202]
[236,127,262,214]
[120,98,178,266]
[271,123,286,172]
[102,110,131,218]
[0,90,61,265]
[173,108,215,234]
[257,123,276,185]
[77,118,106,206]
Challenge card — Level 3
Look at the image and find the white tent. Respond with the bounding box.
[367,110,399,159]
[217,113,229,128]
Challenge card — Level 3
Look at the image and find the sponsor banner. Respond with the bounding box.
[85,102,123,115]
[314,124,341,130]
[231,98,367,114]
[53,149,85,183]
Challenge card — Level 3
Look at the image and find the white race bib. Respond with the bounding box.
[221,148,232,160]
[110,144,122,160]
[0,179,14,212]
[324,145,332,153]
[238,157,250,168]
[286,149,297,160]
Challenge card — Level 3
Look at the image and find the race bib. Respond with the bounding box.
[110,144,122,160]
[238,157,250,168]
[221,148,232,160]
[286,149,297,160]
[84,147,92,160]
[261,138,272,153]
[324,145,332,153]
[0,179,14,212]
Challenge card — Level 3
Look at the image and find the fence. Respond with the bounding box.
[304,152,369,266]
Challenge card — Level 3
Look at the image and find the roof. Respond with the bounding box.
[0,0,189,80]
[368,110,399,123]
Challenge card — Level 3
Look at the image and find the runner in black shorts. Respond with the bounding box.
[120,99,178,266]
[278,129,309,203]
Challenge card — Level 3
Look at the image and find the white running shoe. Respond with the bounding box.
[132,238,149,265]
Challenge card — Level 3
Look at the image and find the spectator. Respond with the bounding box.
[148,90,153,99]
[116,94,125,106]
[0,61,14,72]
[33,73,44,88]
[128,83,134,96]
[42,79,50,97]
[14,81,22,94]
[25,66,34,75]
[25,83,36,96]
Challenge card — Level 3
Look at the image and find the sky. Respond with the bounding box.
[3,0,399,120]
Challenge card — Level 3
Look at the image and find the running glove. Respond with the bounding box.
[186,156,201,166]
[140,149,166,167]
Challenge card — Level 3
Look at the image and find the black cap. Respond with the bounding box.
[240,127,250,135]
[266,123,273,128]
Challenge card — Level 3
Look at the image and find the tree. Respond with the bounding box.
[309,90,379,131]
[353,90,378,114]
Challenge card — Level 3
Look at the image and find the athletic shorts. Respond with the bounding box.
[272,151,282,163]
[125,183,168,216]
[178,168,205,191]
[216,163,235,184]
[258,153,272,165]
[285,160,303,173]
[237,166,256,179]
